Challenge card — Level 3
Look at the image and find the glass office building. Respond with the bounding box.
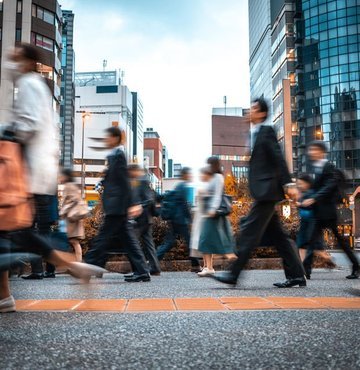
[295,0,360,187]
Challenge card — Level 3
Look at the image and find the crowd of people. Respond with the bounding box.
[0,43,358,314]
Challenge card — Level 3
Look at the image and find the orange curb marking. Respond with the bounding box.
[220,297,277,310]
[127,298,175,312]
[73,299,127,312]
[174,298,227,311]
[21,299,82,311]
[265,297,327,309]
[14,297,360,312]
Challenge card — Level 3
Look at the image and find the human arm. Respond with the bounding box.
[208,174,224,217]
[11,77,45,144]
[264,126,292,186]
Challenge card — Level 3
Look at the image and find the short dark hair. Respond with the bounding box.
[128,163,141,171]
[181,167,191,177]
[297,173,313,186]
[307,140,328,153]
[105,126,122,145]
[207,156,223,175]
[17,43,41,71]
[252,97,269,119]
[61,168,74,183]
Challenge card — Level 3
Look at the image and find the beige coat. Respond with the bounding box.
[60,183,85,239]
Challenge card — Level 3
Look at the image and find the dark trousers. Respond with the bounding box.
[137,224,161,274]
[303,219,359,275]
[30,195,55,274]
[156,223,200,267]
[230,201,304,279]
[85,215,149,275]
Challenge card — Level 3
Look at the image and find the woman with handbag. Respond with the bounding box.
[59,169,86,262]
[197,157,235,277]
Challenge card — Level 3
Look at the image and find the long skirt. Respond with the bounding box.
[198,216,234,254]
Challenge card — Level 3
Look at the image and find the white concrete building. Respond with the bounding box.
[74,71,135,188]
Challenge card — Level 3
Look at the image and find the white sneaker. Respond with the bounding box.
[0,295,16,313]
[197,268,216,277]
[67,262,107,281]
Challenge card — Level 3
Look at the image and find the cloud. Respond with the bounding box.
[59,0,250,168]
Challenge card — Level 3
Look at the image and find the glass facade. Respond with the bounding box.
[296,0,360,187]
[249,0,273,123]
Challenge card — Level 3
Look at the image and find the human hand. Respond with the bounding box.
[286,187,298,201]
[208,210,217,218]
[301,198,315,207]
[128,205,143,219]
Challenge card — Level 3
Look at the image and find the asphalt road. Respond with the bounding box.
[1,311,359,369]
[6,269,360,300]
[1,270,359,369]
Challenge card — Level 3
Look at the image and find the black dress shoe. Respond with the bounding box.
[210,272,237,286]
[21,273,43,280]
[125,274,151,283]
[124,273,134,278]
[305,274,311,280]
[346,268,359,280]
[43,272,56,278]
[273,277,306,288]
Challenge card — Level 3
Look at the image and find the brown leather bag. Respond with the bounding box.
[0,140,33,231]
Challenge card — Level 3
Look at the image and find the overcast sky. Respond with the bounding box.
[60,0,250,168]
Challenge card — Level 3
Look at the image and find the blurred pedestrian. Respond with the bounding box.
[157,167,201,272]
[59,168,85,262]
[301,141,359,279]
[0,44,104,312]
[212,98,305,288]
[84,127,150,283]
[128,164,161,276]
[196,159,234,277]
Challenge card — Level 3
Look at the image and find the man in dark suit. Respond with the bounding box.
[128,165,161,276]
[84,127,150,282]
[302,141,359,279]
[212,98,305,288]
[157,168,201,272]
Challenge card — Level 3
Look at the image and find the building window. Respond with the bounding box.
[144,149,155,166]
[31,32,54,52]
[17,0,22,13]
[15,29,21,42]
[232,165,248,179]
[31,4,55,25]
[0,28,2,41]
[0,0,3,12]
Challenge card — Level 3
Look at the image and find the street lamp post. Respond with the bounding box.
[76,111,91,199]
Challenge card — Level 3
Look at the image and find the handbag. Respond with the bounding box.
[66,200,90,222]
[216,194,233,216]
[0,135,33,231]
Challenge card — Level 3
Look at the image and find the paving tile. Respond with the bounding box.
[73,299,127,312]
[15,300,39,310]
[311,297,360,309]
[264,297,327,309]
[174,298,226,311]
[220,297,277,310]
[19,299,81,311]
[126,299,175,312]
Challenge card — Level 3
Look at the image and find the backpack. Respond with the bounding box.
[160,190,177,221]
[333,167,347,204]
[0,137,33,231]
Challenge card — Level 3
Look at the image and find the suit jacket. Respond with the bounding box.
[311,161,338,220]
[102,148,133,216]
[132,176,155,227]
[172,182,192,225]
[249,125,291,201]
